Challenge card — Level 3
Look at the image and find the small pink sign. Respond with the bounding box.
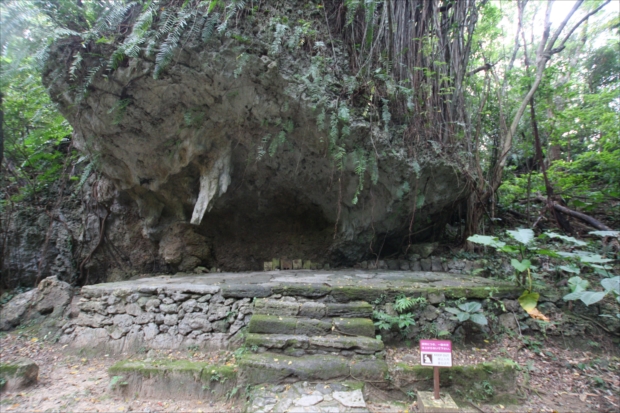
[420,340,452,353]
[420,339,452,367]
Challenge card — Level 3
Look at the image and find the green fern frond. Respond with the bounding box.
[201,12,220,42]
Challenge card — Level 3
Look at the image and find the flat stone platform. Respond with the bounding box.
[82,270,520,301]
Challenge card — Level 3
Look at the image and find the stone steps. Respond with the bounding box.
[238,352,388,385]
[245,333,384,356]
[253,298,373,318]
[248,314,376,337]
[239,298,387,385]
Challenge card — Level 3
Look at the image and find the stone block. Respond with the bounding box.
[264,262,273,271]
[420,258,432,271]
[416,391,459,412]
[431,257,444,272]
[325,302,373,318]
[302,260,313,269]
[292,259,302,270]
[387,260,400,270]
[0,358,39,391]
[295,318,332,336]
[281,260,292,270]
[253,299,300,317]
[272,258,281,270]
[333,318,375,338]
[299,302,327,318]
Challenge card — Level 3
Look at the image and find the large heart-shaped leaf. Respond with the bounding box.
[507,229,534,245]
[601,276,620,295]
[518,291,539,312]
[458,302,482,313]
[589,230,619,238]
[568,276,589,293]
[559,264,580,274]
[563,291,584,301]
[511,259,531,273]
[580,254,613,264]
[467,235,506,248]
[444,308,461,315]
[545,232,587,246]
[580,291,606,306]
[469,313,488,326]
[456,312,470,322]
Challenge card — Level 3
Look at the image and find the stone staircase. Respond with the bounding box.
[238,298,388,385]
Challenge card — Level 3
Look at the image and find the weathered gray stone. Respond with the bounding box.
[78,301,107,315]
[0,358,39,391]
[296,319,332,336]
[143,323,159,340]
[35,277,72,316]
[332,390,365,408]
[107,304,126,314]
[183,313,211,331]
[197,294,211,303]
[498,313,519,331]
[0,290,37,330]
[254,299,300,317]
[208,305,230,321]
[160,303,178,314]
[298,302,327,319]
[427,292,445,304]
[164,314,178,326]
[171,292,190,302]
[333,318,375,338]
[422,305,440,321]
[181,299,197,312]
[420,258,432,271]
[222,284,273,298]
[76,313,106,328]
[145,298,161,312]
[229,319,246,335]
[294,394,324,407]
[431,257,444,272]
[125,303,143,317]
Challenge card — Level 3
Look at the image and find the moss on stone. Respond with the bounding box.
[333,318,375,338]
[330,285,386,303]
[271,283,330,298]
[0,363,20,377]
[108,359,208,378]
[393,359,517,404]
[420,285,522,300]
[248,314,298,334]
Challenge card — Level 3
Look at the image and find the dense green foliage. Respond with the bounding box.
[0,0,618,237]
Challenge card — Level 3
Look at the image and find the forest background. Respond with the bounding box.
[0,0,618,288]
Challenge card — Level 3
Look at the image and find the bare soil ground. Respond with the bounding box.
[384,332,620,413]
[1,327,618,413]
[0,331,240,412]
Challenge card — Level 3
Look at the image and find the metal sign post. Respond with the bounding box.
[420,339,452,400]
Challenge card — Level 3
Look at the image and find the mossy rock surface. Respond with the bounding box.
[333,318,375,338]
[0,358,39,391]
[108,359,238,399]
[392,359,518,404]
[248,314,298,334]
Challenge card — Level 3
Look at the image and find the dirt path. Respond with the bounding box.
[387,333,620,413]
[2,328,618,412]
[0,332,239,412]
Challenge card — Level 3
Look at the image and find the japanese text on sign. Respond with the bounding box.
[420,339,452,367]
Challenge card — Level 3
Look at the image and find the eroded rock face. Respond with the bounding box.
[42,17,469,272]
[0,276,73,331]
